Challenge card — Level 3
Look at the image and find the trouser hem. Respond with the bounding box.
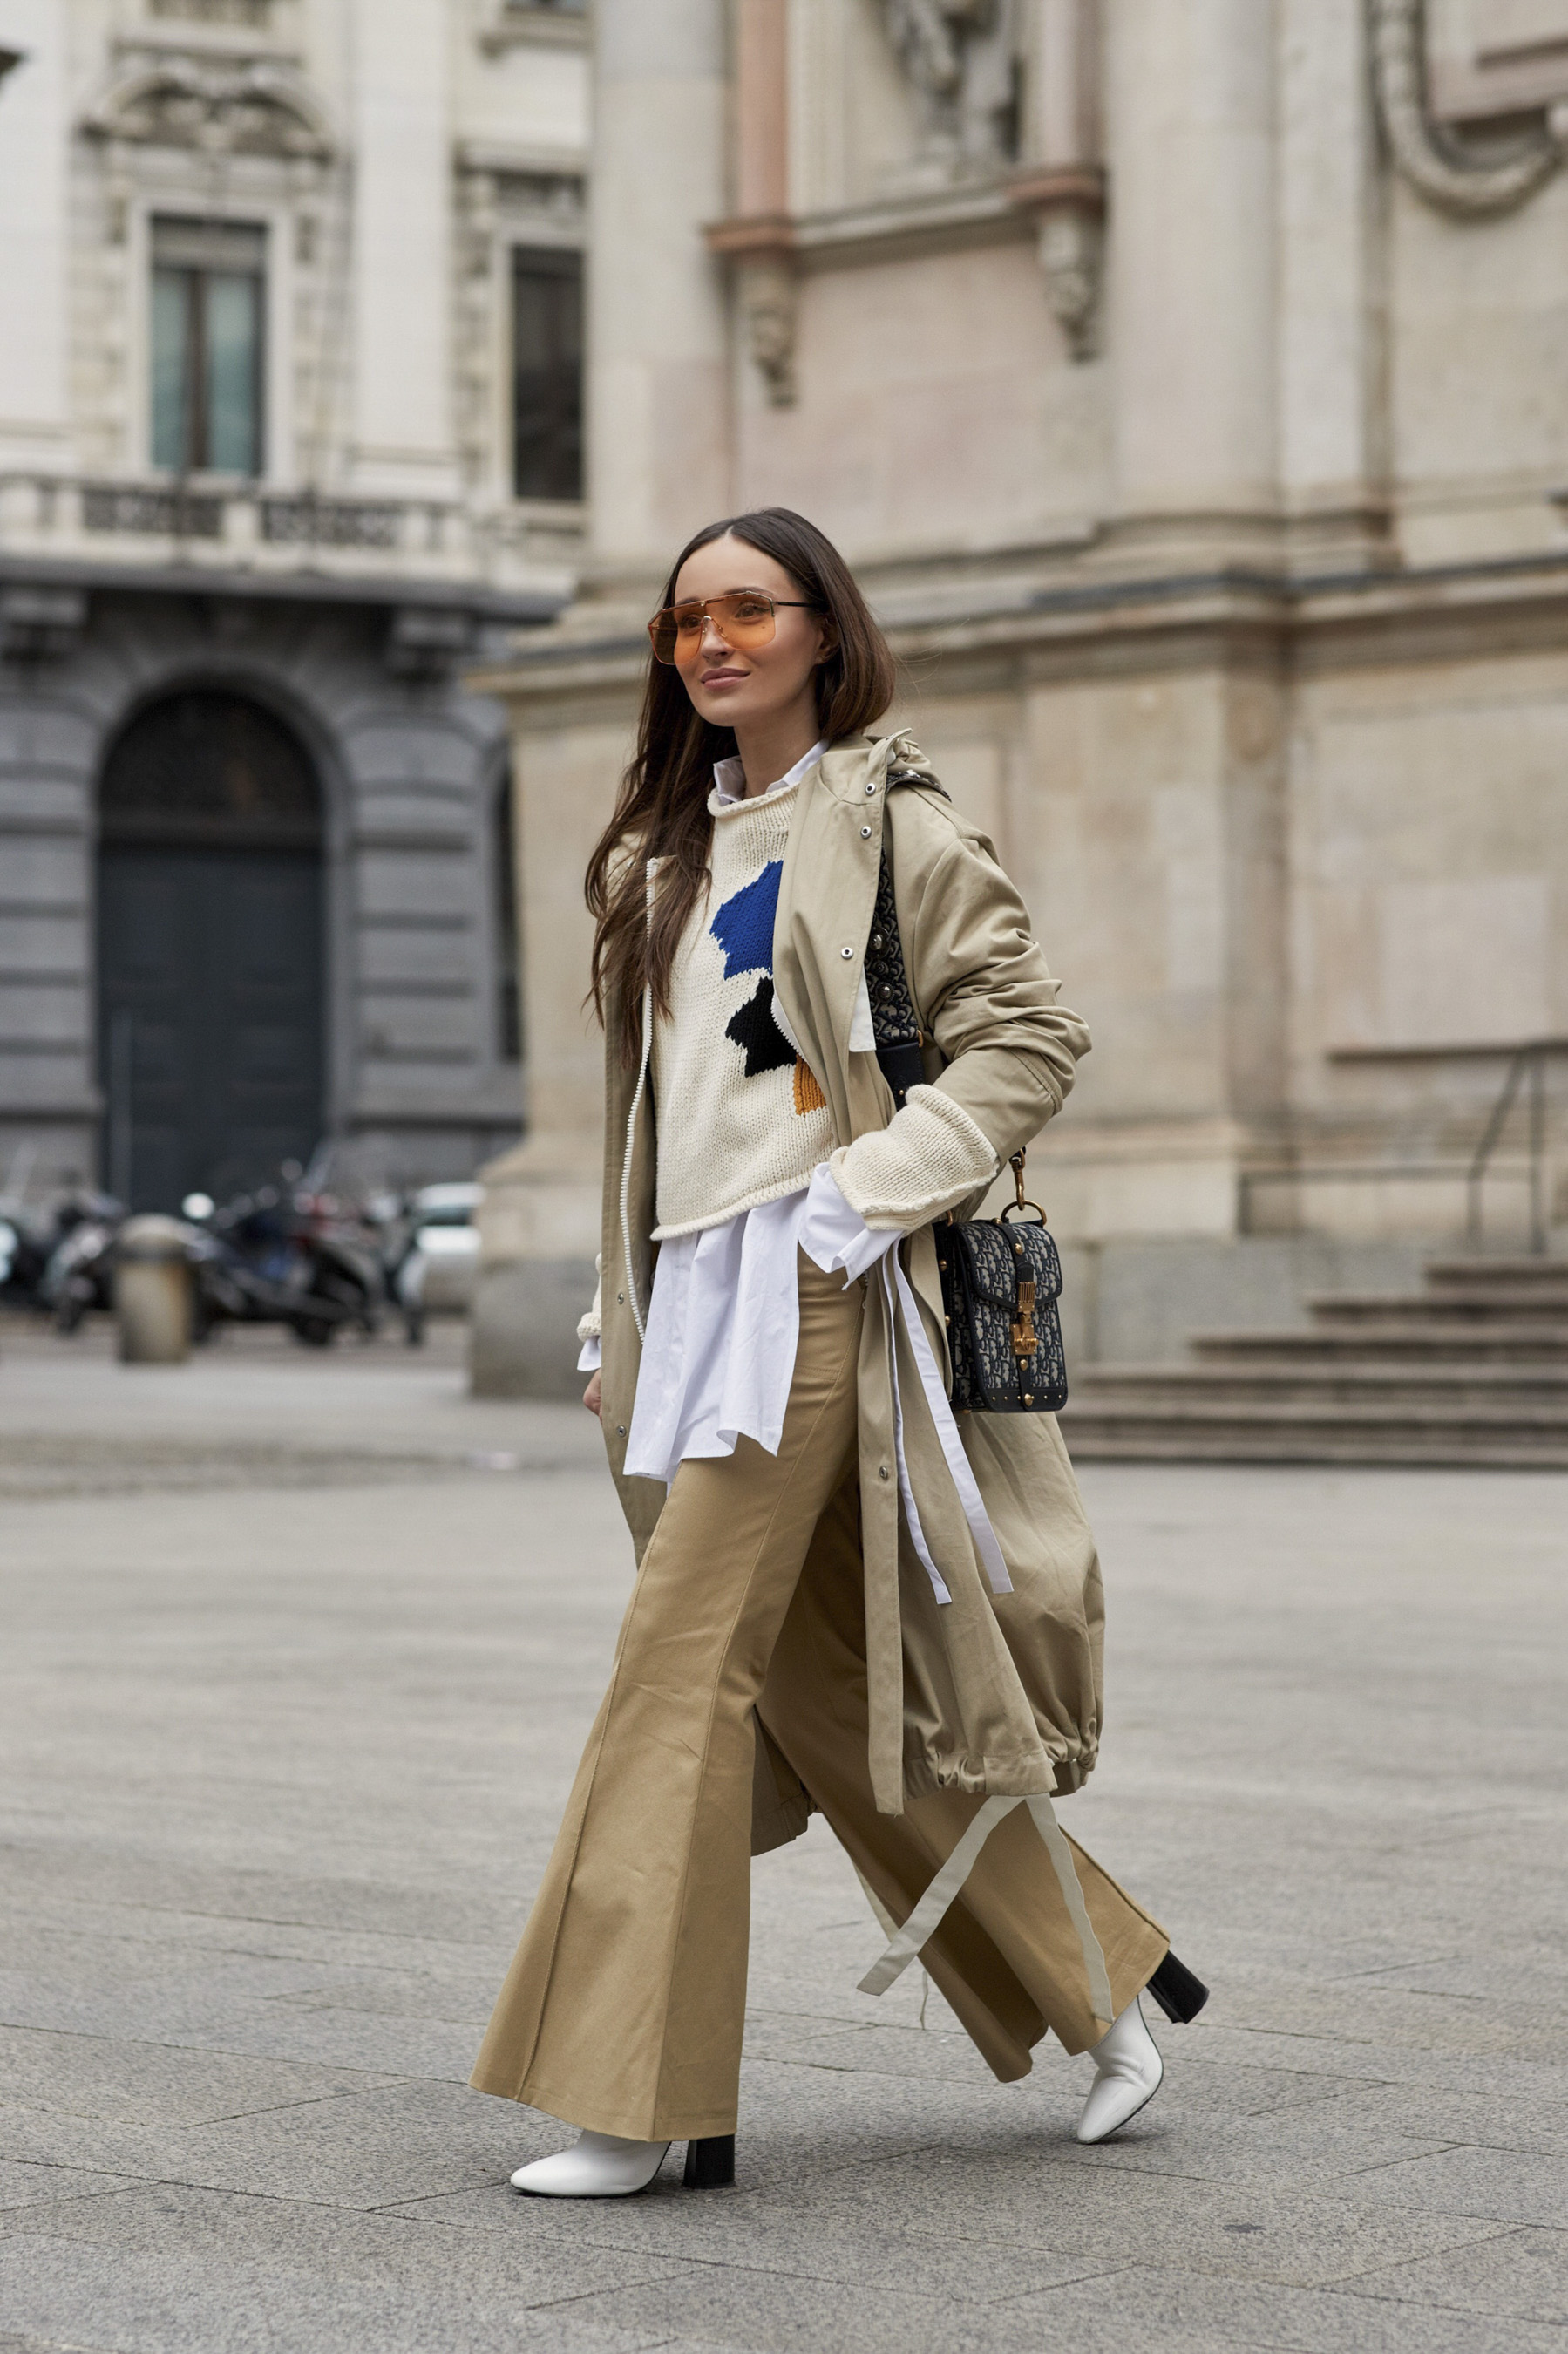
[507,2072,738,2143]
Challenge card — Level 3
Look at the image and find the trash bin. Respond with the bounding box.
[115,1214,193,1364]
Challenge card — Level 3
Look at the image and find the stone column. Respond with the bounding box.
[587,0,730,580]
[472,1,732,1396]
[1027,0,1099,164]
[0,2,71,473]
[709,0,796,407]
[348,0,458,499]
[1105,0,1279,538]
[1276,0,1386,560]
[1022,0,1288,1242]
[1015,0,1106,360]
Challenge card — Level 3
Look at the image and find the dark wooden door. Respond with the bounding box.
[98,847,324,1210]
[96,691,326,1211]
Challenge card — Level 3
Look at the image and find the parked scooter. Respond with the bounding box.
[37,1193,126,1332]
[0,1201,52,1311]
[0,1159,126,1326]
[181,1172,386,1346]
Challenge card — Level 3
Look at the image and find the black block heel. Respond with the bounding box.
[1145,1950,1209,2024]
[682,2135,735,2189]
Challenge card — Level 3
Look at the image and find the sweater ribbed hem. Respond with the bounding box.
[650,1170,813,1242]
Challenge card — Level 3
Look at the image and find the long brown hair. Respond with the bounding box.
[586,507,897,1065]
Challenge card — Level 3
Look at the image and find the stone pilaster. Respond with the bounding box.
[0,2,72,473]
[587,0,730,583]
[1104,0,1279,549]
[348,0,459,499]
[472,0,733,1394]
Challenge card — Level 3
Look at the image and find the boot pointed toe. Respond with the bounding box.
[511,2130,670,2198]
[1074,1995,1164,2145]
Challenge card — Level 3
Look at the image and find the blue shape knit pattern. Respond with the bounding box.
[709,860,782,980]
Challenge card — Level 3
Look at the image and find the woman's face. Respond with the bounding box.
[667,534,832,732]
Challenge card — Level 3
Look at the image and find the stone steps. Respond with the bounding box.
[1062,1253,1568,1466]
[1189,1321,1568,1362]
[1080,1362,1568,1407]
[1425,1257,1568,1294]
[1307,1292,1568,1324]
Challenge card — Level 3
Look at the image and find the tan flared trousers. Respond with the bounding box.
[471,1254,1169,2142]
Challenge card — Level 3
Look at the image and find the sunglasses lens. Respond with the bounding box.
[714,594,777,648]
[648,595,783,665]
[649,605,705,664]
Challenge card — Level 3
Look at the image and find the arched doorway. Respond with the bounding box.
[97,689,325,1210]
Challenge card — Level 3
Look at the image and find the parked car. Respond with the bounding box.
[391,1182,483,1344]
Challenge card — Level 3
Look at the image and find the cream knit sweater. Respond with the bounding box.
[581,756,1002,1328]
[650,777,835,1237]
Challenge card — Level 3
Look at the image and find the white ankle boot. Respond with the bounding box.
[511,2129,669,2197]
[1076,1995,1164,2144]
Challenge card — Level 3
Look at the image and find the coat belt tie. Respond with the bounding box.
[798,1163,1010,1607]
[857,1790,1115,2036]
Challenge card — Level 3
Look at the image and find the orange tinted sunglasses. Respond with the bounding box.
[648,590,820,667]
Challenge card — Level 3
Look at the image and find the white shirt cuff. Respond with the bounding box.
[577,1336,601,1372]
[799,1162,901,1286]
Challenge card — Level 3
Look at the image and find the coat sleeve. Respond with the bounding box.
[832,823,1089,1225]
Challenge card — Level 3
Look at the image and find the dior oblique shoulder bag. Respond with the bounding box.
[865,799,1068,1415]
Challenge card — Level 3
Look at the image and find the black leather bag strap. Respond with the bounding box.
[865,767,940,1108]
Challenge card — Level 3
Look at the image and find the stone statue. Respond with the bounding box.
[882,0,1022,172]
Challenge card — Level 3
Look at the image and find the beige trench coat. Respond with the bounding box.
[594,731,1104,1843]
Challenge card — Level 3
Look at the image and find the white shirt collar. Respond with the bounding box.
[711,738,827,808]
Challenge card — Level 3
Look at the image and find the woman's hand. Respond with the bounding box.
[583,1369,603,1418]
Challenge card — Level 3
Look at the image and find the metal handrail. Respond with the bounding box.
[1467,1041,1551,1255]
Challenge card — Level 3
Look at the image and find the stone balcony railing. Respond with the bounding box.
[0,472,584,596]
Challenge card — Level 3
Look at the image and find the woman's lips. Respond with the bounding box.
[702,666,748,687]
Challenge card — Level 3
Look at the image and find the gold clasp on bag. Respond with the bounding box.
[1011,1272,1037,1360]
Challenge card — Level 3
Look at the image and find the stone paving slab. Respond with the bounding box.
[0,1347,1565,2350]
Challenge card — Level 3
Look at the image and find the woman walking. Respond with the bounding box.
[472,507,1205,2197]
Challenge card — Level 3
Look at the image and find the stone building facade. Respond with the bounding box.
[470,0,1568,1391]
[0,0,588,1207]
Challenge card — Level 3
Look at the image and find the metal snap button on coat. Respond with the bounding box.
[865,781,877,794]
[860,825,872,838]
[616,1424,626,1436]
[879,1464,890,1480]
[841,946,853,958]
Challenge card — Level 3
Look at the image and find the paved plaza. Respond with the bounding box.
[0,1318,1564,2354]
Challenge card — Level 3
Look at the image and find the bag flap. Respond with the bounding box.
[952,1219,1062,1307]
[951,1221,1018,1308]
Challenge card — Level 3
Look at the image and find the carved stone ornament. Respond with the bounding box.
[881,0,1022,171]
[1036,200,1100,360]
[1369,0,1568,215]
[741,255,797,408]
[84,58,332,160]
